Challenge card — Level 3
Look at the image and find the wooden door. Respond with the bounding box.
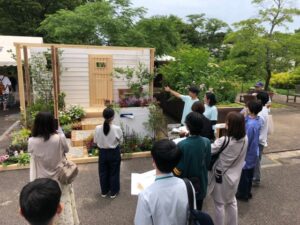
[89,55,113,107]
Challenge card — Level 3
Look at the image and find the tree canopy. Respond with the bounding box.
[0,0,83,36]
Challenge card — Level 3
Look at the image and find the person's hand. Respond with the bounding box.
[164,86,171,92]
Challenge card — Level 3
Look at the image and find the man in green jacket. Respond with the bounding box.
[174,112,211,210]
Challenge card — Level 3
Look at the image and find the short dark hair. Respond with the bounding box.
[192,101,205,114]
[185,112,203,135]
[256,91,269,106]
[151,139,182,173]
[20,178,62,225]
[32,112,56,141]
[205,92,217,106]
[188,86,200,95]
[247,100,263,115]
[226,112,246,140]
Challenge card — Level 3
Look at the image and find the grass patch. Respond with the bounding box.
[271,103,286,108]
[273,88,295,96]
[218,102,244,108]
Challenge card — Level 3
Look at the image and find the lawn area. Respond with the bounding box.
[218,102,244,108]
[273,88,295,96]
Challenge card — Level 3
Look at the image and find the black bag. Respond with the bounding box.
[183,179,214,225]
[208,137,230,171]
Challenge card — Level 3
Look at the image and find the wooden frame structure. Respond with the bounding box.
[14,43,155,123]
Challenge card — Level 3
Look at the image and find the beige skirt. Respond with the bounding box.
[55,184,80,225]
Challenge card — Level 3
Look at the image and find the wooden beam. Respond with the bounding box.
[55,49,60,94]
[14,42,155,51]
[16,44,26,121]
[51,46,59,120]
[23,46,31,105]
[149,48,155,99]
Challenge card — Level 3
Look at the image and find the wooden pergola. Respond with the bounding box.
[14,43,155,124]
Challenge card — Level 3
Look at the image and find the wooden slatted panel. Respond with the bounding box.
[89,55,113,107]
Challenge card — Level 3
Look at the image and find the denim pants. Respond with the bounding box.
[237,168,254,199]
[253,144,264,182]
[98,147,121,195]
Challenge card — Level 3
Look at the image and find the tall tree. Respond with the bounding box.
[0,0,83,36]
[125,15,184,55]
[253,0,300,89]
[39,1,145,45]
[225,0,300,88]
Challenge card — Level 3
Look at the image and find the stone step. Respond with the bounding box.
[84,107,105,118]
[71,130,95,147]
[64,139,88,158]
[81,117,104,130]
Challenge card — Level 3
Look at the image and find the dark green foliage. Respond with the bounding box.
[0,0,83,36]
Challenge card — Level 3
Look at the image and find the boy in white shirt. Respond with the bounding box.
[134,139,188,225]
[253,91,269,186]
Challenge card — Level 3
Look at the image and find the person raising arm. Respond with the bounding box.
[165,86,199,125]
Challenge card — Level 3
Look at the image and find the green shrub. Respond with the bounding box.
[59,105,85,125]
[59,112,72,126]
[66,105,85,121]
[11,129,31,149]
[271,69,300,88]
[160,47,239,103]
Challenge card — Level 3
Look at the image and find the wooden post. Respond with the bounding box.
[55,49,60,94]
[51,46,59,120]
[16,44,26,121]
[149,48,155,99]
[23,46,31,105]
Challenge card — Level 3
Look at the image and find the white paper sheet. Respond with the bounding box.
[131,170,156,195]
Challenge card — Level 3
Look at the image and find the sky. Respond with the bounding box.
[131,0,300,32]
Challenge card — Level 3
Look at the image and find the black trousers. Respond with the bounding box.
[98,147,121,195]
[237,168,254,199]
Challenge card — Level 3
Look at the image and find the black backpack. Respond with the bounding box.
[183,178,214,225]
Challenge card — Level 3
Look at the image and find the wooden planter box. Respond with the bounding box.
[0,151,151,172]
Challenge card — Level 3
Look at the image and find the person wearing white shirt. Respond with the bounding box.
[253,91,269,186]
[0,74,12,111]
[134,139,189,225]
[94,107,123,199]
[164,86,199,125]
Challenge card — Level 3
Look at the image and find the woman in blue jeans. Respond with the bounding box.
[94,108,123,199]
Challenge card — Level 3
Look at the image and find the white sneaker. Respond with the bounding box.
[110,193,118,199]
[101,194,108,198]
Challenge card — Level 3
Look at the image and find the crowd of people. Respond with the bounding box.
[19,82,271,225]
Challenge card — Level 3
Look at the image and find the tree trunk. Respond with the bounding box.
[265,47,272,91]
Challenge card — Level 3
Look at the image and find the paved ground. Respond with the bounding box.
[0,156,300,225]
[266,107,300,153]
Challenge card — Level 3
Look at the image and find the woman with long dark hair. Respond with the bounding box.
[208,112,248,225]
[28,112,79,225]
[94,107,123,199]
[203,92,218,129]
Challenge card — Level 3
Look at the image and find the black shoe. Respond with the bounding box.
[249,193,253,199]
[236,194,249,202]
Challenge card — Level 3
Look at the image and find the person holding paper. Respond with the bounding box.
[173,112,211,210]
[164,85,199,125]
[134,139,189,225]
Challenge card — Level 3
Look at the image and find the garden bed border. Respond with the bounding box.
[0,151,151,172]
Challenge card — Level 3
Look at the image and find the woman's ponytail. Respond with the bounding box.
[103,119,110,136]
[102,107,115,136]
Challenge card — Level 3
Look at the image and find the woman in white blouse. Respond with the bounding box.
[208,112,248,225]
[28,112,79,225]
[94,107,123,199]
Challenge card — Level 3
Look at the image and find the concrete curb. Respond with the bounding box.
[0,151,151,172]
[0,120,20,143]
